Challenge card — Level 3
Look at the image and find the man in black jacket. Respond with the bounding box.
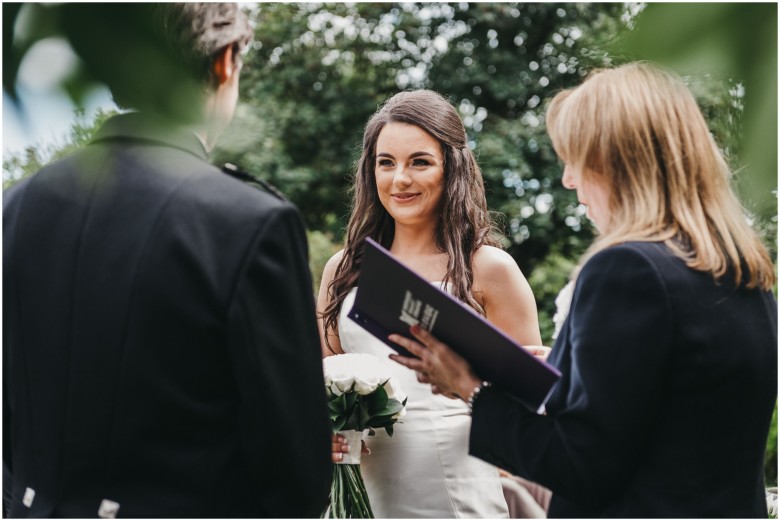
[3,4,332,517]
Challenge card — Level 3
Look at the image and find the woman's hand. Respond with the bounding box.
[331,433,370,463]
[388,324,481,401]
[525,345,551,362]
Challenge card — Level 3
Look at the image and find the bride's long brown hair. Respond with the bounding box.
[321,90,501,349]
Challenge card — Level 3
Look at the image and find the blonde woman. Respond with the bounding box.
[390,62,778,517]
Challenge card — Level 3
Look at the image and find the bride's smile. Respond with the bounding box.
[391,191,421,202]
[375,122,444,227]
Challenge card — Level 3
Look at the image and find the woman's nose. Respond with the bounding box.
[393,167,413,186]
[561,167,577,189]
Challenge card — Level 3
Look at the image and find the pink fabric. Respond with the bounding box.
[500,473,552,518]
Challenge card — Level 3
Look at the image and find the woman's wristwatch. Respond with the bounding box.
[466,381,492,415]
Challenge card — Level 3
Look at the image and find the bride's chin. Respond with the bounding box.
[387,207,420,221]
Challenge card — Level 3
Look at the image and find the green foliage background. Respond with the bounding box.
[4,2,777,487]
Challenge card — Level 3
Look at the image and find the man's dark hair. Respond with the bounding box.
[154,3,253,90]
[61,3,253,122]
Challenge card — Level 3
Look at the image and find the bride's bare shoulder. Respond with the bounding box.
[322,249,346,281]
[472,245,523,282]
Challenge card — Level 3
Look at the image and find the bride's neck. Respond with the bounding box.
[390,223,441,256]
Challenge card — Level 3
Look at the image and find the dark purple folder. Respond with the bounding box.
[348,237,561,411]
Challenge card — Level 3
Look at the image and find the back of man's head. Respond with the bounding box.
[63,3,252,124]
[154,3,252,92]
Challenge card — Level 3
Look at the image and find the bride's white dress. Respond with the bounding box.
[339,285,509,518]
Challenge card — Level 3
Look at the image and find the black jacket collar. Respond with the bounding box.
[90,112,209,161]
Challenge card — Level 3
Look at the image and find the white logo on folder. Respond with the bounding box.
[399,290,439,331]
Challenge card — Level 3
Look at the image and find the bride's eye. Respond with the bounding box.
[377,159,394,168]
[412,158,431,167]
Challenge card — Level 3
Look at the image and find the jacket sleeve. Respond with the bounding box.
[469,245,673,506]
[226,202,332,517]
[3,179,29,515]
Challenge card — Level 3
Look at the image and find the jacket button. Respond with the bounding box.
[98,499,120,519]
[22,487,35,508]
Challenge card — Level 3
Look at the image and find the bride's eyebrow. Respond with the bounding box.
[409,152,435,159]
[376,151,436,159]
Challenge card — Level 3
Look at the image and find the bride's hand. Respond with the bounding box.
[331,433,370,463]
[388,324,481,401]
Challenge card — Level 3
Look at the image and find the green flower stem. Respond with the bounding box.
[322,464,374,518]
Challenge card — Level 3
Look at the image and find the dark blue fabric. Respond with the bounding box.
[470,241,777,518]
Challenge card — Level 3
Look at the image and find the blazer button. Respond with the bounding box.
[22,487,35,508]
[98,499,120,519]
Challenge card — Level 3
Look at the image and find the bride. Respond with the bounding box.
[317,89,542,518]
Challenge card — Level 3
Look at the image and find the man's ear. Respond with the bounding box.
[212,45,235,85]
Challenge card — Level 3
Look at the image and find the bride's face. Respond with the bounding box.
[374,122,445,227]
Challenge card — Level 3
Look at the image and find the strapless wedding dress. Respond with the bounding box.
[338,285,509,518]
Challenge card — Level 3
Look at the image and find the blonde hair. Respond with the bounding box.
[546,62,775,290]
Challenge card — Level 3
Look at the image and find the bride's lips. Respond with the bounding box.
[391,192,421,203]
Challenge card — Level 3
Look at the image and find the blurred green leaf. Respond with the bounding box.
[618,3,777,216]
[766,403,778,486]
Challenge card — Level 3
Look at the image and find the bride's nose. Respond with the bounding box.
[393,167,413,187]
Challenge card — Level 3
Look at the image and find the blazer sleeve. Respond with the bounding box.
[3,179,28,509]
[226,202,332,517]
[469,245,673,506]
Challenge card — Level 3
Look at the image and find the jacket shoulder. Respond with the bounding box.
[578,242,674,298]
[584,241,678,274]
[220,163,288,202]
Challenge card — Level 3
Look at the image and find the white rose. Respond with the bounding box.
[383,378,405,403]
[323,353,405,403]
[329,374,354,396]
[383,378,407,419]
[354,374,381,395]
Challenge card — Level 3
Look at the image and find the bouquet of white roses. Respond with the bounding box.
[322,353,407,519]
